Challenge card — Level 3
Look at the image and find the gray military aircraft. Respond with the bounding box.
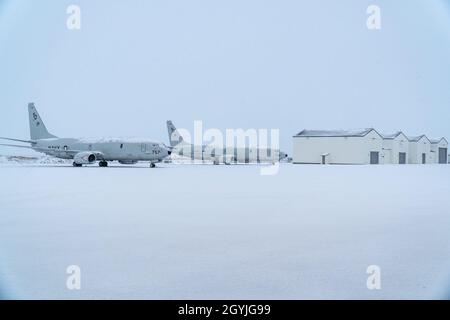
[0,103,171,167]
[167,120,288,164]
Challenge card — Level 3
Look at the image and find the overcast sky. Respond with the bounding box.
[1,0,450,155]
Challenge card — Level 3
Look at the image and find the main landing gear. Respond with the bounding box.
[150,163,156,168]
[72,162,82,167]
[99,161,108,167]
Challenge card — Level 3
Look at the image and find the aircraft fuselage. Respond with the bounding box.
[34,138,170,162]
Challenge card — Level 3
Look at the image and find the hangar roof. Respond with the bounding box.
[430,137,448,144]
[408,135,428,142]
[294,128,377,138]
[380,132,404,139]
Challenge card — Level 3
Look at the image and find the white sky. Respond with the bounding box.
[1,0,450,155]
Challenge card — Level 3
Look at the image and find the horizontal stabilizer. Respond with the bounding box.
[0,137,36,144]
[0,143,34,149]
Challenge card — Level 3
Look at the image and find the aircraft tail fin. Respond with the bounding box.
[28,103,57,140]
[166,120,184,147]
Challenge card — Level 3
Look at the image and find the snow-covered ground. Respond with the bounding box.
[0,155,69,166]
[0,161,450,299]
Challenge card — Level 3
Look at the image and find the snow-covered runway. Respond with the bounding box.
[0,163,449,299]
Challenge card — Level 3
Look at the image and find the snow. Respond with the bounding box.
[408,135,427,142]
[430,138,447,144]
[0,155,69,166]
[0,162,450,299]
[77,137,166,144]
[295,130,445,143]
[380,132,403,139]
[295,128,374,137]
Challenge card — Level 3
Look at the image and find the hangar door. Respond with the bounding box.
[439,148,448,164]
[370,152,379,164]
[399,152,406,164]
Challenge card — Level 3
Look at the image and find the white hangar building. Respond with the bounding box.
[293,128,448,165]
[408,135,432,164]
[381,132,409,164]
[430,138,448,164]
[292,129,384,165]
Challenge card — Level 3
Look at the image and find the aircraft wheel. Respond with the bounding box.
[99,161,108,167]
[73,162,82,167]
[150,163,156,168]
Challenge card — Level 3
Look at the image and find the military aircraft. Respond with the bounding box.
[0,103,171,167]
[167,120,288,164]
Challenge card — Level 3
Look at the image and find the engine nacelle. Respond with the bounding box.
[74,151,96,165]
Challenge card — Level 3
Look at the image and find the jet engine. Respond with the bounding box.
[73,151,96,164]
